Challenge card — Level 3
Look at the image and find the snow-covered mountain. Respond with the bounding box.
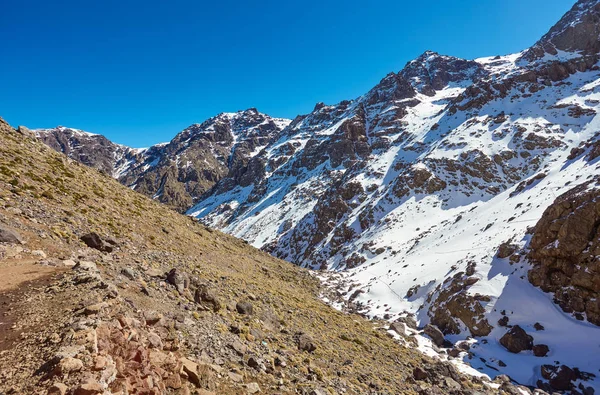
[185,1,600,391]
[35,109,291,211]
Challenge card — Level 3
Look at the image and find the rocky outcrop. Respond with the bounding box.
[528,178,600,325]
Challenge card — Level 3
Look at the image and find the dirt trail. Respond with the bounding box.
[0,258,59,292]
[0,257,63,351]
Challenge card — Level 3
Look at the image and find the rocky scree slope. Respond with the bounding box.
[35,109,290,212]
[0,121,516,394]
[186,0,600,392]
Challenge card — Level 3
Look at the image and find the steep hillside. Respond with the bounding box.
[35,109,290,212]
[0,119,519,394]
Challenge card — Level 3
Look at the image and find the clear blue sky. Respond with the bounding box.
[0,0,572,147]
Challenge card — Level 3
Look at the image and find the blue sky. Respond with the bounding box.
[0,0,572,147]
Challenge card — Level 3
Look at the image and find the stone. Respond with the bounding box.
[47,383,68,395]
[181,357,201,386]
[541,364,577,391]
[84,302,107,316]
[534,322,545,331]
[423,324,445,347]
[80,232,114,253]
[0,225,23,244]
[32,249,47,258]
[395,315,418,330]
[246,382,261,394]
[147,332,163,349]
[74,378,103,395]
[413,367,428,380]
[167,268,189,294]
[236,301,253,315]
[499,325,533,353]
[498,316,509,327]
[62,259,77,267]
[56,357,83,375]
[389,322,407,335]
[228,371,243,383]
[121,267,136,280]
[533,344,549,357]
[194,285,221,312]
[296,333,317,353]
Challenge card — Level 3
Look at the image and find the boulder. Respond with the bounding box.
[0,225,23,244]
[499,325,533,353]
[296,333,317,353]
[166,268,189,294]
[236,301,253,315]
[47,383,68,395]
[56,357,83,375]
[541,364,577,391]
[423,324,445,347]
[194,285,221,312]
[80,232,115,253]
[533,344,549,357]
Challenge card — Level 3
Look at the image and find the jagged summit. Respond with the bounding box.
[523,0,600,61]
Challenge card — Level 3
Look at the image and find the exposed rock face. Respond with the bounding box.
[523,0,600,61]
[35,110,290,212]
[35,126,139,177]
[528,177,600,325]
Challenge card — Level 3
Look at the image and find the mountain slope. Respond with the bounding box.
[0,119,513,394]
[185,1,600,392]
[35,109,290,212]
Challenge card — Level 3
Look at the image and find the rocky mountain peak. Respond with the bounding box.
[400,51,487,96]
[522,0,600,61]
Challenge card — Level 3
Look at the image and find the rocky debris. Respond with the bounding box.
[497,240,518,259]
[166,268,189,294]
[428,273,493,337]
[528,178,600,325]
[120,267,136,280]
[194,284,221,312]
[422,324,445,347]
[499,325,533,353]
[0,224,23,244]
[395,315,418,330]
[540,364,578,391]
[498,316,509,327]
[47,383,68,395]
[80,233,116,253]
[246,382,261,393]
[55,357,84,375]
[296,332,317,353]
[533,344,549,357]
[235,301,253,315]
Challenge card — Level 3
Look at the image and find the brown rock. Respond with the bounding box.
[47,383,68,395]
[296,333,317,353]
[533,344,549,357]
[423,324,445,347]
[56,357,83,375]
[499,325,533,353]
[0,225,23,244]
[74,378,103,395]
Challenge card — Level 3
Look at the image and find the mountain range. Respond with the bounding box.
[24,0,600,392]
